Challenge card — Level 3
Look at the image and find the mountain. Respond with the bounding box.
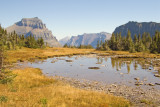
[66,32,111,48]
[59,36,71,46]
[113,21,160,38]
[6,17,61,47]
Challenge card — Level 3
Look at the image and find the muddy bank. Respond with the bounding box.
[55,76,160,107]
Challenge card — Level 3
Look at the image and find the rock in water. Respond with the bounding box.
[65,60,73,62]
[6,17,61,47]
[154,74,160,77]
[88,67,100,70]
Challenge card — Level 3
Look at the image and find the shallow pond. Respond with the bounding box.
[28,55,160,89]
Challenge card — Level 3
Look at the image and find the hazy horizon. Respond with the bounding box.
[1,0,160,40]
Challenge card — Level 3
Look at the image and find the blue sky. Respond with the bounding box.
[0,0,160,40]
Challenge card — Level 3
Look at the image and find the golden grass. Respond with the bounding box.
[95,50,160,58]
[0,68,130,107]
[5,47,160,64]
[3,47,160,106]
[6,47,94,64]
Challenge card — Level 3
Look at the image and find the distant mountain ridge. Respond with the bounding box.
[66,32,111,48]
[6,17,61,47]
[113,21,160,38]
[59,36,71,46]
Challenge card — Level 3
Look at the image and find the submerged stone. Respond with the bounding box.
[155,83,160,85]
[88,67,100,70]
[148,83,155,86]
[154,74,160,77]
[65,60,73,62]
[135,81,143,86]
[134,78,140,81]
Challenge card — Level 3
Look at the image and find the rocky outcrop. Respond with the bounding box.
[66,32,111,48]
[113,21,160,38]
[6,17,61,47]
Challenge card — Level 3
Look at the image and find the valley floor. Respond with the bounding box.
[1,47,160,106]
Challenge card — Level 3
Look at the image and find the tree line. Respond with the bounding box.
[0,25,45,71]
[64,44,94,49]
[0,25,45,50]
[96,30,160,54]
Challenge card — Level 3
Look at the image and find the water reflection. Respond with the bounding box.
[96,57,152,73]
[28,55,160,89]
[33,55,156,74]
[133,62,138,70]
[96,57,103,64]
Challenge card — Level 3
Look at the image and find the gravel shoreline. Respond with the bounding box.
[55,76,160,107]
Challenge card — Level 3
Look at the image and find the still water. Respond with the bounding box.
[28,55,160,89]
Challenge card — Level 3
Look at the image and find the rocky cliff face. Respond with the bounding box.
[66,32,111,48]
[6,17,61,47]
[113,21,160,38]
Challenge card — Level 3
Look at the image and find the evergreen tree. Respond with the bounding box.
[145,33,152,50]
[64,43,69,48]
[126,30,133,51]
[142,32,146,44]
[137,40,145,52]
[103,40,110,51]
[7,41,12,50]
[150,32,159,53]
[116,32,122,50]
[133,34,138,51]
[100,40,103,50]
[129,43,135,53]
[0,33,4,71]
[37,37,44,48]
[157,32,160,53]
[96,40,100,50]
[97,30,160,54]
[150,41,157,53]
[121,36,126,51]
[109,33,116,50]
[138,34,141,43]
